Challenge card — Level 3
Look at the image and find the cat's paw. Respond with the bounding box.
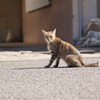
[97,62,100,67]
[53,65,58,68]
[44,65,50,68]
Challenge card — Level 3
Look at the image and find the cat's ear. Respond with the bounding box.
[53,29,56,35]
[42,30,47,35]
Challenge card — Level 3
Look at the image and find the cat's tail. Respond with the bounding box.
[80,57,99,67]
[81,60,99,67]
[83,62,99,67]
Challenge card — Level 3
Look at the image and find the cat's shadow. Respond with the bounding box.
[12,66,77,70]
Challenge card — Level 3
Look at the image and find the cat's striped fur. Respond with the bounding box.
[42,29,99,68]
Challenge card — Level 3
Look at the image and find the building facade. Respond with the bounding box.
[0,0,99,47]
[73,0,100,42]
[22,0,73,45]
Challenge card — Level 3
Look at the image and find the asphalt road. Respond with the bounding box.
[0,51,100,100]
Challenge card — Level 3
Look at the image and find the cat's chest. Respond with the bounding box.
[47,43,57,52]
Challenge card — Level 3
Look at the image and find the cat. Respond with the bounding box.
[86,18,100,34]
[42,29,99,68]
[82,30,100,47]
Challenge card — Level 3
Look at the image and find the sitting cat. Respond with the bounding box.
[86,18,100,34]
[42,29,99,68]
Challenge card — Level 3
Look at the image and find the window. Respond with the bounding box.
[25,0,50,12]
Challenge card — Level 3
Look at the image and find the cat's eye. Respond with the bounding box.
[49,36,52,38]
[45,36,48,38]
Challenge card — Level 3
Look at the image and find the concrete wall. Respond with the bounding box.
[22,0,73,45]
[0,0,22,42]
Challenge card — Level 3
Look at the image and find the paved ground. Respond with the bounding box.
[0,50,100,100]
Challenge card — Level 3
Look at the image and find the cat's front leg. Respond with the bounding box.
[45,53,57,68]
[53,57,60,68]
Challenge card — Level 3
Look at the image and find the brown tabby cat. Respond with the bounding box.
[42,29,99,68]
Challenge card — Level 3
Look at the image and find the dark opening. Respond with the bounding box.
[0,0,22,43]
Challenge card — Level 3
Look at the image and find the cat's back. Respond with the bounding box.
[57,37,81,56]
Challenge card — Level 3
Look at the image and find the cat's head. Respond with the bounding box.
[42,29,56,43]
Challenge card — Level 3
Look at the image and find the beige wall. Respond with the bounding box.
[22,0,73,45]
[0,0,22,42]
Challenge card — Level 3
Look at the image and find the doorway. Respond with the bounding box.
[0,0,22,43]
